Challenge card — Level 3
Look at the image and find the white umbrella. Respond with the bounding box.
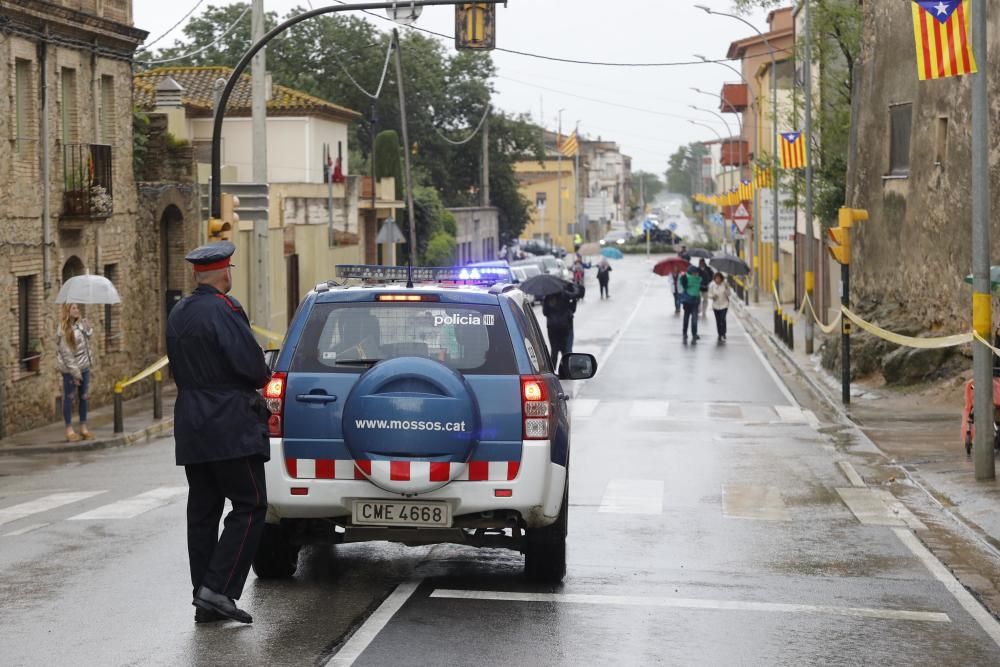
[55,274,121,305]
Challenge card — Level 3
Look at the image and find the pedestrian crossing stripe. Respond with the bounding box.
[572,400,818,426]
[0,487,187,536]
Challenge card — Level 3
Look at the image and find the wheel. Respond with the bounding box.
[252,522,300,579]
[524,482,568,584]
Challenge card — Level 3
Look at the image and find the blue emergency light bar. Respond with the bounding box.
[336,264,512,285]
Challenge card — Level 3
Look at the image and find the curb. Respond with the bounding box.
[0,417,174,457]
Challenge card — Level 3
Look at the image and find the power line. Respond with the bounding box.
[137,0,206,53]
[342,37,395,99]
[137,6,251,66]
[330,1,735,68]
[435,104,491,146]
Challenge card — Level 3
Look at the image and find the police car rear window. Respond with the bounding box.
[291,302,517,375]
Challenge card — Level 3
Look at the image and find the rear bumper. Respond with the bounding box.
[263,439,566,529]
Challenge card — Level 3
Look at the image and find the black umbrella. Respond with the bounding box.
[710,253,751,277]
[685,248,713,259]
[519,273,572,297]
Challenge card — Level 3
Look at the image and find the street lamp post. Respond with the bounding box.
[689,120,726,242]
[692,87,746,255]
[695,5,782,331]
[690,104,735,250]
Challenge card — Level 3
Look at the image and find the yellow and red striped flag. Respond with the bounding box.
[753,164,772,189]
[558,131,579,158]
[779,132,807,170]
[738,179,753,202]
[912,1,977,81]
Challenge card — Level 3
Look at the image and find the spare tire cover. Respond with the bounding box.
[342,357,481,494]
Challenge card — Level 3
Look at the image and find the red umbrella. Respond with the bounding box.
[653,256,690,276]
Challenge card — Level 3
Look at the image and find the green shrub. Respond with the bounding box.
[424,231,457,266]
[374,130,403,200]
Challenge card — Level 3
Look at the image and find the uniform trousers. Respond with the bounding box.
[185,456,267,600]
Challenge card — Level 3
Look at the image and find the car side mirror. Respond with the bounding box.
[558,353,598,380]
[264,348,280,371]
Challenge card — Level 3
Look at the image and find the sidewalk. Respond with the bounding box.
[0,385,175,456]
[735,296,1000,554]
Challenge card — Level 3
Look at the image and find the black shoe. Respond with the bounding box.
[195,607,227,624]
[692,335,700,341]
[193,586,253,624]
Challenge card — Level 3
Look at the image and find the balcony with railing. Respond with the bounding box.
[62,144,114,223]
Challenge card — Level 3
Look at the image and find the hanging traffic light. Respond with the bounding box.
[456,3,496,51]
[208,193,238,241]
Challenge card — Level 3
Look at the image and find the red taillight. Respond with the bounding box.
[521,375,551,440]
[263,372,286,437]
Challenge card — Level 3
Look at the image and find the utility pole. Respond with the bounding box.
[481,105,490,207]
[557,109,564,243]
[803,0,815,355]
[971,0,994,480]
[251,0,270,327]
[393,29,419,265]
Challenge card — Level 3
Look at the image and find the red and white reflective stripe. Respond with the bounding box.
[286,458,520,482]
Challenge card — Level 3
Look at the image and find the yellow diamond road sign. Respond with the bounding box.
[456,3,496,51]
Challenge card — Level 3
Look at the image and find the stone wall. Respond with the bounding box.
[843,3,1000,382]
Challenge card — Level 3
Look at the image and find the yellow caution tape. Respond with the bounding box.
[840,307,973,349]
[804,293,842,335]
[973,331,1000,356]
[119,356,170,390]
[251,324,285,346]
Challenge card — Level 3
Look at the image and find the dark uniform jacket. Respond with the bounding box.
[167,285,272,465]
[543,291,577,331]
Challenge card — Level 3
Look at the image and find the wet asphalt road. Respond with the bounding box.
[2,256,1000,666]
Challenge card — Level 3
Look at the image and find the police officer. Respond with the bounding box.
[166,241,272,624]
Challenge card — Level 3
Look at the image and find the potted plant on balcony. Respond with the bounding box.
[89,184,113,216]
[25,339,42,373]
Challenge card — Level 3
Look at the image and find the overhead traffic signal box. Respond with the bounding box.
[827,207,869,265]
[208,193,238,242]
[456,3,496,51]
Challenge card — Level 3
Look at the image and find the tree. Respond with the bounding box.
[631,171,665,209]
[665,143,709,198]
[374,130,403,199]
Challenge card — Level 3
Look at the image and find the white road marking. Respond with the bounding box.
[804,409,821,429]
[836,488,927,532]
[628,400,670,419]
[0,491,107,526]
[598,479,664,515]
[774,405,807,423]
[838,461,867,488]
[67,487,187,521]
[572,273,651,399]
[430,589,950,624]
[571,398,600,419]
[894,528,1000,647]
[738,313,800,408]
[326,579,423,667]
[722,484,790,521]
[3,523,49,537]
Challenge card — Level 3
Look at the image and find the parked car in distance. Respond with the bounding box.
[600,230,630,246]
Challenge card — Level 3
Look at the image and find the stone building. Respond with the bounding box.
[0,0,149,437]
[847,2,1000,379]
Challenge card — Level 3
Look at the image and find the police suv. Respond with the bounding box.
[256,265,596,583]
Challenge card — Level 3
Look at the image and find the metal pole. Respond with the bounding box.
[393,29,419,264]
[557,109,563,245]
[251,0,270,328]
[803,0,815,355]
[771,47,780,329]
[841,263,850,405]
[971,0,994,480]
[482,107,490,207]
[575,122,581,240]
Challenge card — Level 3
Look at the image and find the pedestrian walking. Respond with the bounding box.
[678,245,690,261]
[708,272,732,341]
[56,303,94,442]
[698,259,714,318]
[671,270,683,314]
[596,258,612,299]
[543,284,578,369]
[166,241,272,625]
[679,265,702,342]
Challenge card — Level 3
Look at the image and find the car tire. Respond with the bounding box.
[524,482,568,583]
[253,522,300,579]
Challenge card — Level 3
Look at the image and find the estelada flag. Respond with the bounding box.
[912,0,977,81]
[779,132,807,170]
[753,164,772,189]
[558,131,579,158]
[738,179,753,202]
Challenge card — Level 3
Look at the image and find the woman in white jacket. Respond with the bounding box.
[707,273,732,341]
[57,303,94,441]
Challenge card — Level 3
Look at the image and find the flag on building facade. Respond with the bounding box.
[779,132,807,170]
[912,0,977,81]
[738,179,753,202]
[558,131,579,157]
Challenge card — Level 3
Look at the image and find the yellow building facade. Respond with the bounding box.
[514,157,577,252]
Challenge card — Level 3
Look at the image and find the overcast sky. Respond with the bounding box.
[133,1,776,175]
